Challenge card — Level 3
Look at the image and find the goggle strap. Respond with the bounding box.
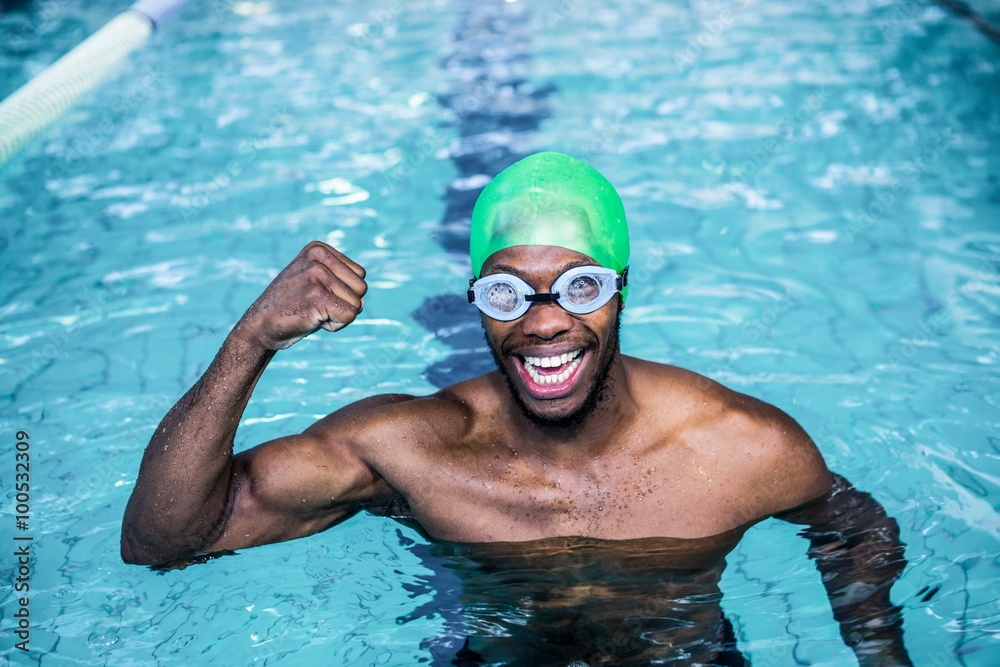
[617,266,629,291]
[524,292,560,303]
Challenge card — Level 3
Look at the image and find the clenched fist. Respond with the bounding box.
[234,241,367,351]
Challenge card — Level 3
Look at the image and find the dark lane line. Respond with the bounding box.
[412,0,554,388]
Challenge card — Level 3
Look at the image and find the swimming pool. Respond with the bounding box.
[1,0,998,664]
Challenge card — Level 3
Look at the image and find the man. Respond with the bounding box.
[122,152,911,665]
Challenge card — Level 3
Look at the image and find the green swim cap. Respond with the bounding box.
[470,151,630,301]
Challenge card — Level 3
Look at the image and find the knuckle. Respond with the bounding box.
[332,297,359,320]
[340,291,362,311]
[308,279,331,299]
[303,246,326,262]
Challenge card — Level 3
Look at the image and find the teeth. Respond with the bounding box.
[523,349,581,369]
[525,357,581,385]
[522,349,583,386]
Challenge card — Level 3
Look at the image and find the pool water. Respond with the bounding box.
[1,0,998,664]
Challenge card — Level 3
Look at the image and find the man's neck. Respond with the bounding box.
[508,355,638,466]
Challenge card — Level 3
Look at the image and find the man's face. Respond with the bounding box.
[480,245,623,429]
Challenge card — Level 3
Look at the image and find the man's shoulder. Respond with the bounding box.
[627,356,807,439]
[628,357,831,517]
[624,356,740,422]
[306,372,504,444]
[707,388,830,518]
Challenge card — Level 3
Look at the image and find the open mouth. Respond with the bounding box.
[514,348,586,398]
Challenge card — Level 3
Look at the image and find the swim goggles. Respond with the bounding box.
[468,266,628,321]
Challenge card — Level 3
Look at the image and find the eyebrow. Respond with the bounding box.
[484,258,599,280]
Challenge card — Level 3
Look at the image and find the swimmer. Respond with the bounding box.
[122,152,912,665]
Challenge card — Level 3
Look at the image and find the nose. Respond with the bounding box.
[519,300,574,340]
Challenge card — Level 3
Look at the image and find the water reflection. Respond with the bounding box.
[404,532,750,666]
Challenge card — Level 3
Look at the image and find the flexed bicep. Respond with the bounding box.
[202,431,387,554]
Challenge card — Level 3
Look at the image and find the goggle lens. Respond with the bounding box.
[565,274,601,305]
[486,282,520,313]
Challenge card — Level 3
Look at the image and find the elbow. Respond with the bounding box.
[120,494,186,566]
[120,517,219,567]
[120,526,150,565]
[120,543,141,566]
[120,502,147,564]
[120,522,171,566]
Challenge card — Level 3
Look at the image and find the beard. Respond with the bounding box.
[484,307,623,431]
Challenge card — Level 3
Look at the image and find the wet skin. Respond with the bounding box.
[122,241,911,665]
[237,246,828,545]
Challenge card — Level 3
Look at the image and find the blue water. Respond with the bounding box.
[1,0,998,664]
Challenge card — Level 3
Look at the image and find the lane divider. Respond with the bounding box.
[0,0,189,167]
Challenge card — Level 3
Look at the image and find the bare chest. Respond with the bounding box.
[387,443,755,544]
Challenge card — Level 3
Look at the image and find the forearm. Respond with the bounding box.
[122,327,274,563]
[784,474,912,666]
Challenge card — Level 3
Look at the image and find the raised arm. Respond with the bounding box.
[777,473,912,667]
[121,241,375,566]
